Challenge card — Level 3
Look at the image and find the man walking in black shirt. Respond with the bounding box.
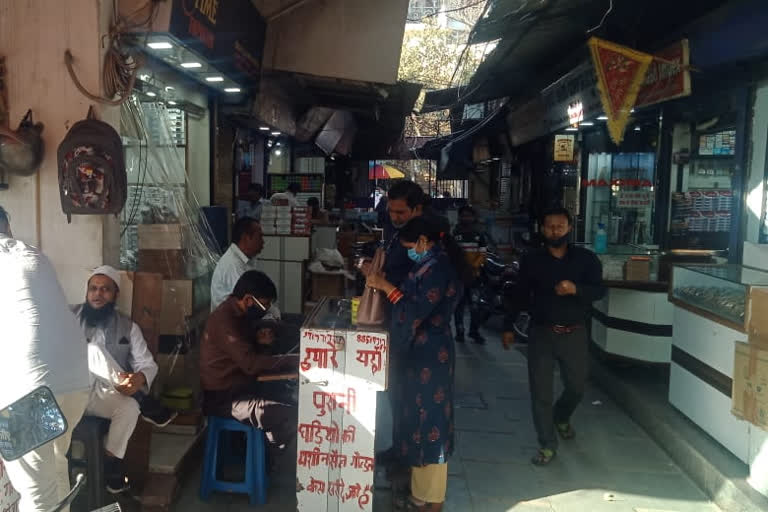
[502,208,605,465]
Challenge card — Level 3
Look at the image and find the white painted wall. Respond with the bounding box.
[0,0,115,303]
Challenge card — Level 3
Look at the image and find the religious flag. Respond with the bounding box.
[588,37,653,145]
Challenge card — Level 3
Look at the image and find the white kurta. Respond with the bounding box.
[210,243,281,319]
[84,317,158,459]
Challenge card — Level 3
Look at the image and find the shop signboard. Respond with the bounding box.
[296,323,389,512]
[540,62,603,134]
[0,459,19,512]
[616,191,652,208]
[169,0,266,83]
[635,39,691,108]
[554,135,575,162]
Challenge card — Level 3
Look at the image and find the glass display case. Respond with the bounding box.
[590,244,661,282]
[670,264,768,331]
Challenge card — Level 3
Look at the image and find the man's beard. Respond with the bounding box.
[80,301,116,327]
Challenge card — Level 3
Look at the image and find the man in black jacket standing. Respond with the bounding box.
[502,207,605,466]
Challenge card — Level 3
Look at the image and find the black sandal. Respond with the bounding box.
[531,448,556,466]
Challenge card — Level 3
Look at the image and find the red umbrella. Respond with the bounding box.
[369,163,405,180]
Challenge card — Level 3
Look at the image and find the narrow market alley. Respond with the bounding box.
[167,319,722,512]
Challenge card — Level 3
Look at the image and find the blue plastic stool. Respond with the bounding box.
[199,416,268,505]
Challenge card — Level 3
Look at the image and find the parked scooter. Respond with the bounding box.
[0,387,121,512]
[471,251,530,342]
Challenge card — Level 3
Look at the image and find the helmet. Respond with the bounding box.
[0,110,44,177]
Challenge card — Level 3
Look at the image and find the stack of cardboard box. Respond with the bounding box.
[732,288,768,430]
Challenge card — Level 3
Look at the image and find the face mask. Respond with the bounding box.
[407,247,429,263]
[246,298,268,323]
[545,235,569,248]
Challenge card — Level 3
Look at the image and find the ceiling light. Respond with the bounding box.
[565,127,578,132]
[634,126,641,131]
[259,126,270,131]
[167,100,177,105]
[205,76,224,82]
[271,131,281,136]
[148,42,173,50]
[146,91,156,97]
[276,142,282,146]
[224,87,241,93]
[580,121,594,126]
[165,86,174,91]
[275,149,283,156]
[139,74,150,82]
[181,62,202,68]
[492,157,500,161]
[597,115,608,120]
[631,108,636,113]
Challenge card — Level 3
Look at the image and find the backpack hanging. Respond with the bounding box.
[57,106,126,223]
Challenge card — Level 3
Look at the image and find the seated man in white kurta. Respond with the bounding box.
[72,266,174,495]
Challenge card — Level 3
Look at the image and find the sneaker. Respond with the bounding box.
[469,331,486,345]
[106,474,130,495]
[141,407,178,428]
[140,395,178,428]
[455,331,465,343]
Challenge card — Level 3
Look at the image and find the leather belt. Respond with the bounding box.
[551,324,583,335]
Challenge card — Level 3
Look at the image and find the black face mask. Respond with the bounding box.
[246,302,268,324]
[80,301,116,328]
[544,235,569,248]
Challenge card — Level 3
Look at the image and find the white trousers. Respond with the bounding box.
[3,390,89,512]
[84,385,141,460]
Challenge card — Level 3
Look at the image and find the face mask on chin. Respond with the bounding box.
[544,235,569,248]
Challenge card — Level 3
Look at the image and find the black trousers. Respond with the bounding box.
[527,325,588,451]
[453,285,481,334]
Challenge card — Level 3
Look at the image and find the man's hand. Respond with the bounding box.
[115,372,146,396]
[555,280,577,296]
[256,328,275,346]
[502,331,515,350]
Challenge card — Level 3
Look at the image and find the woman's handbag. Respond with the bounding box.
[356,248,387,326]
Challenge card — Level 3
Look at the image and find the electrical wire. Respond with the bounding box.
[65,0,159,105]
[586,0,613,34]
[406,0,489,22]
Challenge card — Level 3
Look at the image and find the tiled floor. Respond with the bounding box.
[169,323,722,512]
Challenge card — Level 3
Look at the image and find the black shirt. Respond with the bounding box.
[505,245,605,329]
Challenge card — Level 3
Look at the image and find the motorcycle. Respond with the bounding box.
[0,387,121,512]
[471,251,530,342]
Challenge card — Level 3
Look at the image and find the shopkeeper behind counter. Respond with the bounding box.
[200,270,298,451]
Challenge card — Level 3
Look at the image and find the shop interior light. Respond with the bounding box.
[146,91,156,97]
[271,131,281,136]
[224,87,241,93]
[165,86,174,91]
[259,126,270,131]
[565,127,578,131]
[148,42,173,50]
[634,126,641,131]
[181,62,202,68]
[140,74,150,82]
[205,76,224,82]
[167,100,177,105]
[597,115,608,120]
[580,122,594,126]
[275,149,283,156]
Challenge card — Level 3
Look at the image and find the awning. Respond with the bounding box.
[368,163,405,180]
[423,0,728,112]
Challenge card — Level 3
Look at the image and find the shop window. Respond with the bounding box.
[583,152,656,246]
[670,128,736,250]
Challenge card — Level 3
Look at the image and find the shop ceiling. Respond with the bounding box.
[423,0,729,113]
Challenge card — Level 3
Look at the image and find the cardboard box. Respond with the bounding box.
[311,272,346,300]
[749,288,768,346]
[138,224,189,250]
[732,341,768,431]
[138,249,188,279]
[624,257,651,281]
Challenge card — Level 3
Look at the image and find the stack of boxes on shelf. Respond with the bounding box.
[262,204,312,235]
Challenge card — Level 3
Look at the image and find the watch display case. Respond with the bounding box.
[670,264,768,331]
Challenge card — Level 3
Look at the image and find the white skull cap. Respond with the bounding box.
[90,265,121,290]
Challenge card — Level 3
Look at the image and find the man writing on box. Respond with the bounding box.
[200,270,298,453]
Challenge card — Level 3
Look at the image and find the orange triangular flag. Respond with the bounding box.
[588,37,653,144]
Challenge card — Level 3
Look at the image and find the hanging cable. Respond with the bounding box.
[65,0,159,105]
[586,0,613,34]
